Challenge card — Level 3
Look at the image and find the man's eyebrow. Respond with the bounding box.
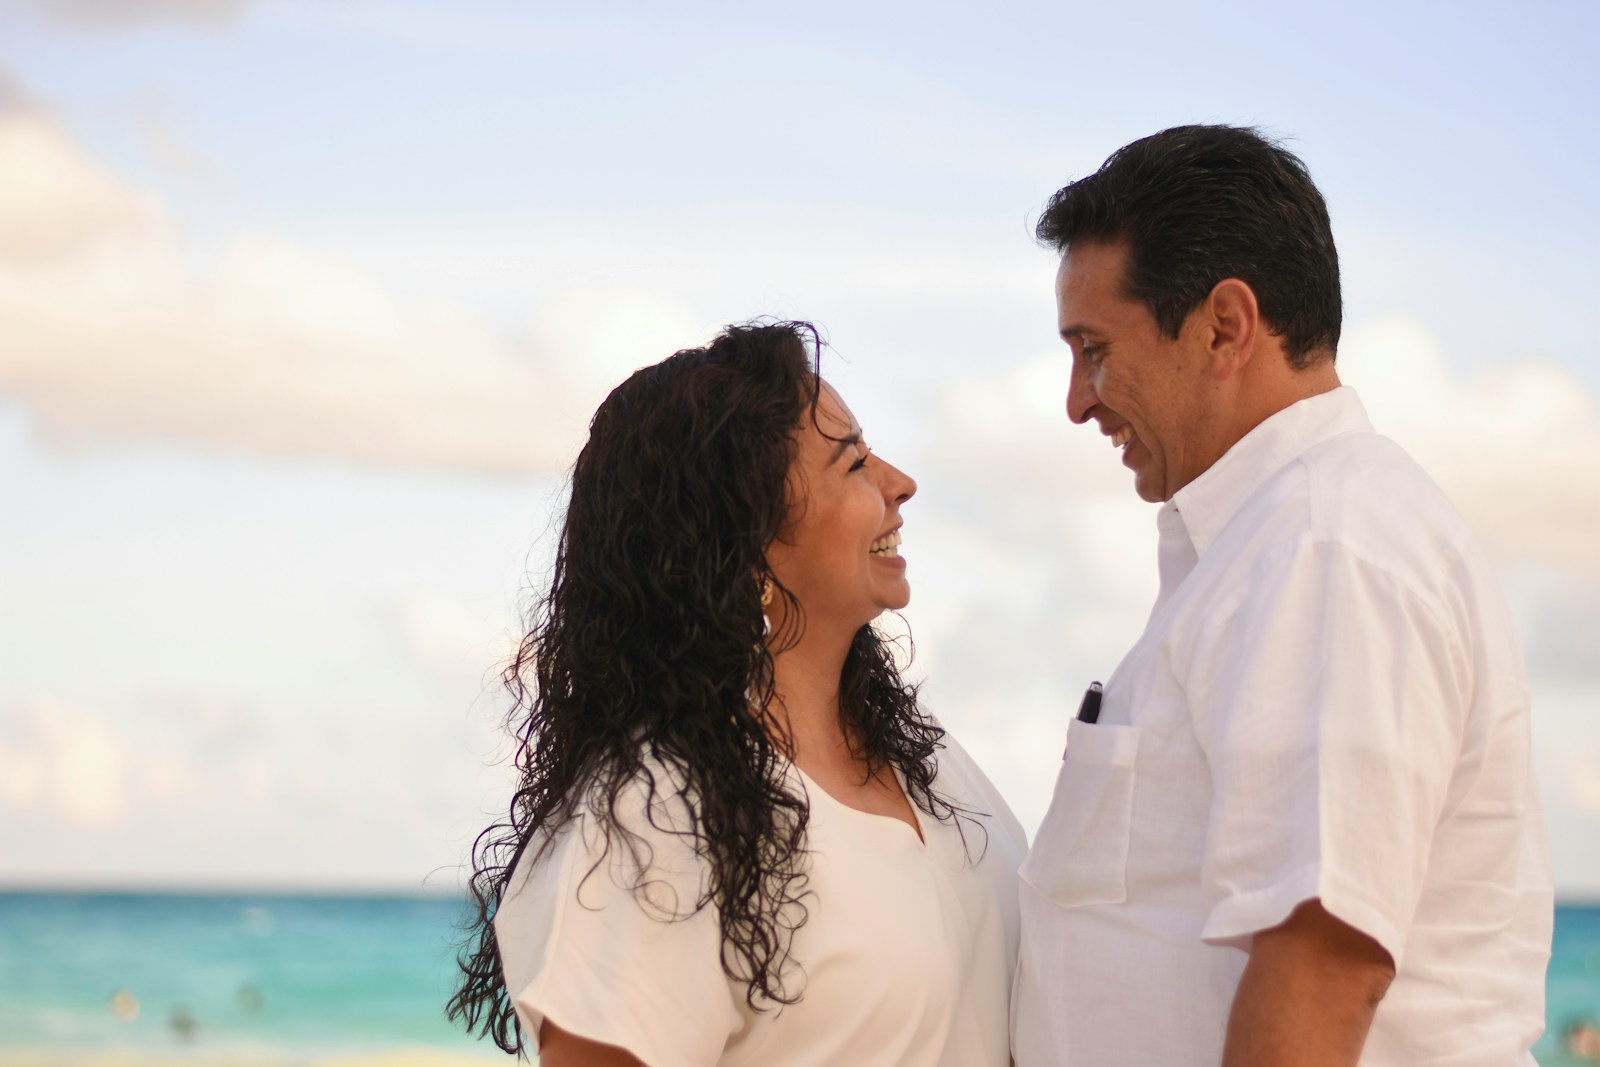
[1059,324,1093,342]
[827,432,862,466]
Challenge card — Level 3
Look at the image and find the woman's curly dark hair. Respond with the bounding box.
[447,320,961,1055]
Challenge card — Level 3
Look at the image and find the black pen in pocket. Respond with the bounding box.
[1065,681,1103,757]
[1077,681,1103,724]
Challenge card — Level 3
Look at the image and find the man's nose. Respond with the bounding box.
[1065,362,1096,425]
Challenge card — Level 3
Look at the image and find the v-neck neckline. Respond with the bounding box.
[790,761,928,848]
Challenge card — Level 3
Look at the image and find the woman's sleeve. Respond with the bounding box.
[493,776,741,1067]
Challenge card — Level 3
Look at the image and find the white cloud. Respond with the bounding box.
[129,90,228,190]
[0,103,713,476]
[0,108,153,264]
[8,0,245,31]
[1530,681,1600,892]
[1340,316,1600,570]
[0,683,512,887]
[0,695,128,828]
[1567,748,1600,818]
[394,592,520,688]
[0,735,44,808]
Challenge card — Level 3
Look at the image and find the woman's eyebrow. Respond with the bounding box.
[826,432,862,466]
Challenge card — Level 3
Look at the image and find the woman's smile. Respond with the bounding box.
[868,527,903,560]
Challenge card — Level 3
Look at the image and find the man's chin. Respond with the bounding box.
[1132,473,1167,504]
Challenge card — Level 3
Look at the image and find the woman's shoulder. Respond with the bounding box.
[574,750,699,837]
[500,750,712,929]
[493,753,742,1066]
[925,712,1027,846]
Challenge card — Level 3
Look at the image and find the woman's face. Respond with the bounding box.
[766,381,917,637]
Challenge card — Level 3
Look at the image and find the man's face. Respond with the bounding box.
[1055,240,1219,503]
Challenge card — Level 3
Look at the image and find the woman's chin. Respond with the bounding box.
[875,587,912,615]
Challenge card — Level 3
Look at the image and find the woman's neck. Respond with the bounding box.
[764,619,920,835]
[766,623,854,766]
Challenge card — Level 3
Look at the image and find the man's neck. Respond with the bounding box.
[1226,352,1342,454]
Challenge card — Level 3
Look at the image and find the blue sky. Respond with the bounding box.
[1,0,1597,892]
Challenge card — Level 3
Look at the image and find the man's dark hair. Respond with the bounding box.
[1036,124,1341,367]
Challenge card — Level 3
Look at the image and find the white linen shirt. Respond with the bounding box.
[496,733,1025,1067]
[1012,387,1552,1067]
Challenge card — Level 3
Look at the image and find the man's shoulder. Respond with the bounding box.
[1296,427,1476,562]
[1219,426,1490,619]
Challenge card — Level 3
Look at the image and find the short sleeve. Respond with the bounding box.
[493,771,741,1067]
[1189,538,1466,965]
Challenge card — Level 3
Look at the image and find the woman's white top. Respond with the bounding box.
[494,733,1025,1067]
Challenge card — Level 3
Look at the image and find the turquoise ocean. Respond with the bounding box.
[1,891,1597,1064]
[0,891,499,1065]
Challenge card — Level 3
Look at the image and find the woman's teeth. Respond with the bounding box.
[1111,426,1132,449]
[869,530,902,557]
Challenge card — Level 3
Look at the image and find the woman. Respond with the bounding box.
[449,321,1024,1066]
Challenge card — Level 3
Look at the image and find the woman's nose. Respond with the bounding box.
[884,461,916,504]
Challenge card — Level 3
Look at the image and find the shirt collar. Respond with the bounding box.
[1162,385,1373,559]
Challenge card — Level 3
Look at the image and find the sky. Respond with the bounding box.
[1,0,1597,894]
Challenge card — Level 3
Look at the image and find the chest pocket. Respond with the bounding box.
[1018,719,1140,909]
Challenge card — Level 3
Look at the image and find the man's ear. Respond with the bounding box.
[1202,278,1259,382]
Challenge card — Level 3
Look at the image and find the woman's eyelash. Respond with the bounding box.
[848,446,871,472]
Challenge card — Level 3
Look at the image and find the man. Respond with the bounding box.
[1011,125,1552,1066]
